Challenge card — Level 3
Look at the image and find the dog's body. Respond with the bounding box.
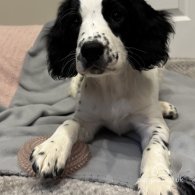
[30,0,181,194]
[75,68,162,139]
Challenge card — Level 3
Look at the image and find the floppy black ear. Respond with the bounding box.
[124,0,174,71]
[46,0,81,79]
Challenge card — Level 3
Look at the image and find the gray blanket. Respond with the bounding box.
[0,22,195,190]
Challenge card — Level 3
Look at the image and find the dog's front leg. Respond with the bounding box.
[30,119,79,178]
[135,120,179,195]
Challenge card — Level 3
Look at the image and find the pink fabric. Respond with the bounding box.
[0,26,42,107]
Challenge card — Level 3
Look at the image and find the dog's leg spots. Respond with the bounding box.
[38,152,45,156]
[30,120,79,178]
[152,130,159,136]
[136,122,179,195]
[162,139,169,148]
[160,101,179,120]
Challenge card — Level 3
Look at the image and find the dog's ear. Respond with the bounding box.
[46,1,81,79]
[125,0,174,71]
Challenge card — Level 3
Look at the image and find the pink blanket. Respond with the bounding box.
[0,26,42,107]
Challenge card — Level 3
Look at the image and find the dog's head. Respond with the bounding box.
[47,0,174,79]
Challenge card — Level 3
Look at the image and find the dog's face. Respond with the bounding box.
[47,0,174,79]
[76,0,127,76]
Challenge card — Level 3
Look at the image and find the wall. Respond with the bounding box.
[0,0,61,25]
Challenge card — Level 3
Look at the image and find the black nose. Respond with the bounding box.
[81,41,104,63]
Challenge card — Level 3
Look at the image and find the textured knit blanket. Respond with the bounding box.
[0,23,195,194]
[0,25,42,108]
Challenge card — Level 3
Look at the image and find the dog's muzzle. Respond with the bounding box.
[79,41,105,74]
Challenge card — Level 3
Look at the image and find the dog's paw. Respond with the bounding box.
[135,174,179,195]
[160,101,179,120]
[29,138,71,178]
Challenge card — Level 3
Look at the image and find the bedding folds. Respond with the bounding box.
[0,22,195,190]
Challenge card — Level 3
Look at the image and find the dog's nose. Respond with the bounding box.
[81,41,104,63]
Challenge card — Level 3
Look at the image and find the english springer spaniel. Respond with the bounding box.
[30,0,183,194]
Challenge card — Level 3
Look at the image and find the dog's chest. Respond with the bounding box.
[103,98,134,134]
[79,86,135,134]
[77,71,157,134]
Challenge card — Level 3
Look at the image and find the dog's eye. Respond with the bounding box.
[111,10,124,23]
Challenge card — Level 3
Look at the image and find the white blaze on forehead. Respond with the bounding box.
[79,0,103,18]
[76,0,128,76]
[79,0,109,35]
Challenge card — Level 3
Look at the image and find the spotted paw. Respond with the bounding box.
[135,174,179,195]
[29,137,71,178]
[160,101,179,120]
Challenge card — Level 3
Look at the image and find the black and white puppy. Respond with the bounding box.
[30,0,182,194]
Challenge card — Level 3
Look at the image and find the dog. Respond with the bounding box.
[30,0,181,194]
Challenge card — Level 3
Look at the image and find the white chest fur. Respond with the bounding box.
[75,67,159,135]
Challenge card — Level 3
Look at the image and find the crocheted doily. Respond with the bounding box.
[18,136,91,177]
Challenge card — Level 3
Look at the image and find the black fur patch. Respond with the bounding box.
[167,191,173,195]
[133,184,139,191]
[29,149,34,161]
[177,177,195,195]
[162,145,166,150]
[162,139,169,148]
[152,131,159,136]
[156,126,162,129]
[158,177,165,181]
[38,152,45,156]
[102,0,174,71]
[32,162,39,173]
[46,0,81,79]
